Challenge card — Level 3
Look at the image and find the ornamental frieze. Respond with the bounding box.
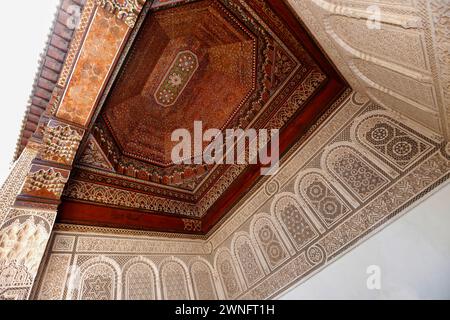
[96,0,146,28]
[182,219,202,232]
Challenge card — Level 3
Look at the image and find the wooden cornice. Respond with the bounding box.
[14,0,87,161]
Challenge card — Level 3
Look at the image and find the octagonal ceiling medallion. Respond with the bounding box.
[60,0,348,234]
[102,0,260,168]
[155,50,199,107]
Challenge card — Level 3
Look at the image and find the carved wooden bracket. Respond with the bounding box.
[15,118,84,209]
[19,164,69,202]
[14,1,141,210]
[39,121,84,166]
[96,0,146,28]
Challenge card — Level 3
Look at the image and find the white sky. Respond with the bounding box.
[0,0,60,184]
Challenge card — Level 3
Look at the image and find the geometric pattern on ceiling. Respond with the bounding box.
[59,0,348,233]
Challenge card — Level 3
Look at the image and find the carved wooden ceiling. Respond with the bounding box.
[57,0,348,234]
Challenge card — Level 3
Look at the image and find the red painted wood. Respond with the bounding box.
[59,78,346,234]
[58,200,199,234]
[202,79,347,233]
[57,0,348,234]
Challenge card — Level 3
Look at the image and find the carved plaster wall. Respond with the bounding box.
[32,92,450,300]
[32,229,218,300]
[286,0,450,141]
[0,148,58,300]
[6,0,450,300]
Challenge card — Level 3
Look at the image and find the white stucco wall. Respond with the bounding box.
[280,182,450,300]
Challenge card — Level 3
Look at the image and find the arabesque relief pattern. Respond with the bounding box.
[0,147,59,300]
[287,0,450,140]
[0,148,37,225]
[31,92,450,300]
